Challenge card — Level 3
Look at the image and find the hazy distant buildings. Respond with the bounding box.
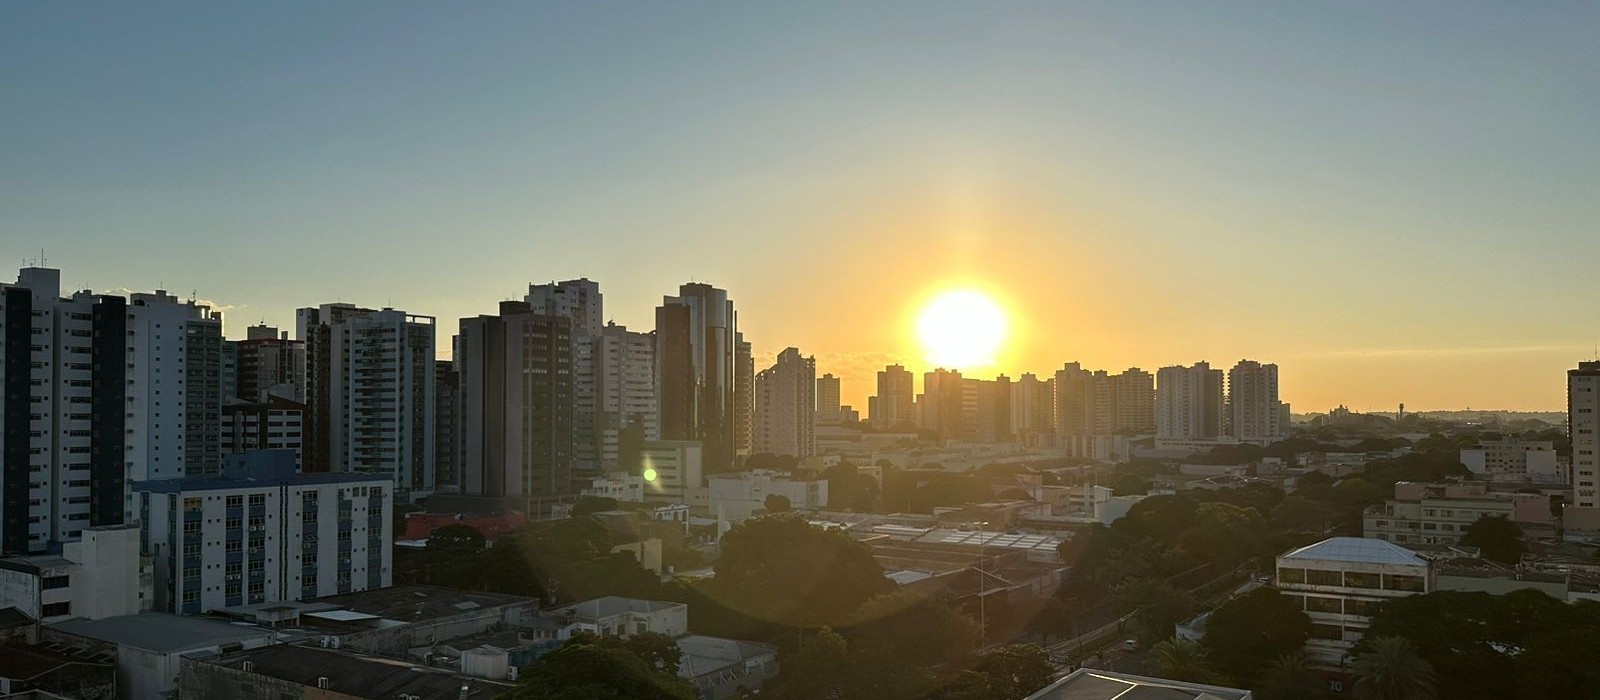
[870,364,916,430]
[458,302,574,500]
[815,373,842,425]
[919,368,966,444]
[1227,360,1286,441]
[754,348,817,458]
[1570,361,1600,510]
[1156,362,1225,441]
[298,304,436,500]
[655,283,742,473]
[1010,372,1055,445]
[1054,363,1152,457]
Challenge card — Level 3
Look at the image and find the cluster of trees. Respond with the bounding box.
[508,632,695,700]
[766,629,1052,700]
[1359,590,1600,699]
[414,518,663,603]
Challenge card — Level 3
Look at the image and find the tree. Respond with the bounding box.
[1150,637,1219,685]
[511,639,697,700]
[930,645,1054,700]
[764,493,792,512]
[1111,474,1150,496]
[1024,597,1074,646]
[1110,577,1194,645]
[571,496,620,517]
[1200,588,1311,686]
[710,514,893,628]
[1351,636,1437,700]
[850,589,978,668]
[571,631,682,676]
[1457,515,1526,565]
[1255,653,1327,700]
[428,523,486,556]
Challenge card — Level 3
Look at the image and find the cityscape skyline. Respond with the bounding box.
[6,3,1599,414]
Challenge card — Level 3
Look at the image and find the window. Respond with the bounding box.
[1310,623,1343,641]
[1384,574,1426,592]
[1278,567,1306,584]
[184,497,202,513]
[1343,571,1380,589]
[41,575,70,590]
[1345,598,1383,617]
[1305,569,1343,586]
[226,495,243,508]
[42,602,71,617]
[1304,596,1342,614]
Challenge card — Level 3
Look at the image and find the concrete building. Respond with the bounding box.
[458,302,575,500]
[584,472,646,503]
[1460,438,1562,483]
[0,525,151,622]
[526,279,603,477]
[179,644,516,699]
[297,304,436,500]
[2,268,227,554]
[1570,361,1600,511]
[707,469,828,520]
[1276,537,1430,667]
[1054,363,1152,458]
[1226,360,1286,441]
[135,450,392,614]
[870,364,916,430]
[753,347,816,458]
[594,322,658,470]
[1026,669,1251,700]
[919,368,966,444]
[1156,362,1225,441]
[815,373,842,425]
[656,283,743,474]
[677,635,779,700]
[544,596,688,638]
[735,337,754,461]
[220,394,306,466]
[434,359,461,490]
[228,324,305,402]
[46,612,282,700]
[1009,373,1055,446]
[640,441,703,503]
[1363,484,1520,546]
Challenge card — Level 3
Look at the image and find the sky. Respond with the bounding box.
[3,1,1598,412]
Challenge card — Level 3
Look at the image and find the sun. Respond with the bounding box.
[916,289,1009,371]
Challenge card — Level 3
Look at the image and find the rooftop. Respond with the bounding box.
[547,596,685,620]
[310,585,534,624]
[1280,537,1427,567]
[675,635,777,679]
[207,644,513,699]
[50,613,280,653]
[1025,669,1252,700]
[0,643,113,682]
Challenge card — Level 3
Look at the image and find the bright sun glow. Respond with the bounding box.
[917,289,1009,370]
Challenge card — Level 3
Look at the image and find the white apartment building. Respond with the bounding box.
[1460,438,1563,483]
[815,373,842,425]
[595,322,658,468]
[1364,490,1517,546]
[0,524,152,622]
[1569,361,1600,510]
[584,472,646,503]
[1226,360,1286,441]
[753,348,816,458]
[707,469,828,521]
[298,304,436,500]
[135,450,392,614]
[1,267,223,555]
[541,596,689,639]
[1155,362,1225,441]
[1276,537,1430,667]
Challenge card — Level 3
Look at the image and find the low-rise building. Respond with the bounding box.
[178,643,515,699]
[541,597,688,639]
[135,450,393,613]
[44,613,283,700]
[1025,669,1252,700]
[706,470,828,521]
[584,472,647,503]
[1461,439,1563,483]
[0,642,116,699]
[1276,537,1430,667]
[676,635,778,700]
[1363,482,1525,546]
[0,525,151,623]
[641,441,704,503]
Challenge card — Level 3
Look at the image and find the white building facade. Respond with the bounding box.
[1226,360,1286,441]
[1569,361,1600,510]
[1276,537,1430,667]
[753,348,816,458]
[1460,439,1562,483]
[1155,362,1225,441]
[135,450,392,614]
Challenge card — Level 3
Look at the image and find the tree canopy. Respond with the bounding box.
[510,637,696,700]
[1200,588,1311,686]
[1457,515,1526,565]
[709,513,893,628]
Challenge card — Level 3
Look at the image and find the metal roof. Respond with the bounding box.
[1280,537,1427,566]
[1025,669,1251,700]
[51,613,279,653]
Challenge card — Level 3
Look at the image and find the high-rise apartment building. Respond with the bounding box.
[655,283,741,473]
[1010,373,1055,446]
[919,368,966,444]
[735,336,753,460]
[297,304,436,500]
[1570,361,1600,509]
[1155,362,1225,440]
[1227,359,1286,441]
[230,324,305,402]
[870,364,916,430]
[594,322,658,469]
[1110,368,1156,434]
[2,267,227,554]
[526,279,603,476]
[434,359,461,490]
[815,373,842,425]
[458,302,574,500]
[136,450,391,614]
[754,348,816,458]
[221,394,306,466]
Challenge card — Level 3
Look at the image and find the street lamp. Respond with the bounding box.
[973,520,990,649]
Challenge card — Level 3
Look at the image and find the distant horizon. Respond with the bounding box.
[6,2,1597,415]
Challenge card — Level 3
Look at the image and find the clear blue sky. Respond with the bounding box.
[3,1,1597,410]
